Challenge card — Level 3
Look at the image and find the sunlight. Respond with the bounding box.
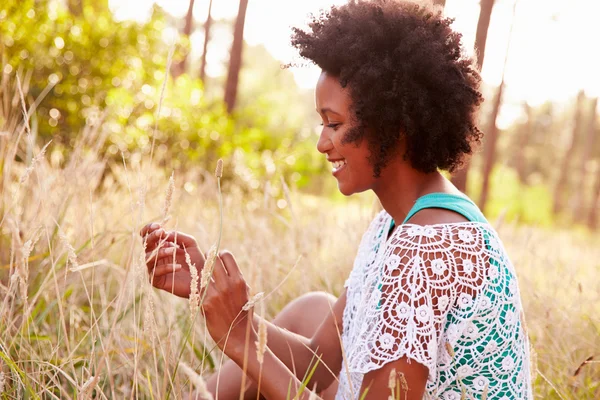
[109,0,600,107]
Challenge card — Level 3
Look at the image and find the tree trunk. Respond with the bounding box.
[171,0,196,78]
[199,0,214,83]
[67,0,83,16]
[450,0,495,192]
[515,102,532,184]
[224,0,249,113]
[588,167,600,230]
[573,97,598,222]
[478,0,518,213]
[478,82,504,212]
[552,90,585,215]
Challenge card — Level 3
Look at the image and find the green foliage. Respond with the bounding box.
[469,165,554,226]
[0,0,324,190]
[0,0,165,144]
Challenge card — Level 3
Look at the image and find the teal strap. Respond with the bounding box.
[400,193,488,225]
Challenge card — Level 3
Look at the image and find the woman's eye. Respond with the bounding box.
[319,122,341,130]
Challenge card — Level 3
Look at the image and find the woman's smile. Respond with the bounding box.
[330,158,347,175]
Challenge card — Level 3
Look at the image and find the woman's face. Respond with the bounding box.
[315,71,377,196]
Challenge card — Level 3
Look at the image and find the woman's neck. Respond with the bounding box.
[372,163,458,224]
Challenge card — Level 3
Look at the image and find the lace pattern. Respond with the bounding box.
[335,211,532,399]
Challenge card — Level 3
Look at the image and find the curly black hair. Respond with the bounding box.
[290,0,484,176]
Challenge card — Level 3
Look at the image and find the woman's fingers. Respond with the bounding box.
[144,229,199,251]
[149,263,182,278]
[219,251,243,280]
[140,222,161,238]
[210,255,230,292]
[145,245,180,265]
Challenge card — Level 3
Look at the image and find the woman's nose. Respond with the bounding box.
[316,129,332,154]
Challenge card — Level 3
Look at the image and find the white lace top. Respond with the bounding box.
[335,211,533,399]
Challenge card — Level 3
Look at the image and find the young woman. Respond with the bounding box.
[140,1,532,398]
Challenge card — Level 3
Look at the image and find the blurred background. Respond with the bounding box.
[1,0,599,399]
[1,0,599,226]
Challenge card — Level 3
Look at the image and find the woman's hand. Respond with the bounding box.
[139,223,206,298]
[202,251,253,354]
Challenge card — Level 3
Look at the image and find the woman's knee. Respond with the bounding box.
[273,291,337,338]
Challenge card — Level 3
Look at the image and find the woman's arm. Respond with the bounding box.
[203,252,342,399]
[141,224,346,393]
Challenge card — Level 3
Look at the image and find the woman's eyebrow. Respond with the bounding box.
[318,107,342,116]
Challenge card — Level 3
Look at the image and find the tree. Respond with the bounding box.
[552,91,586,215]
[573,97,598,222]
[199,0,214,83]
[514,103,533,184]
[588,166,600,230]
[67,0,83,16]
[478,0,518,212]
[171,0,196,78]
[451,0,495,193]
[224,0,249,113]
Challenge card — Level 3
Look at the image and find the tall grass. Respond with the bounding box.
[0,73,599,399]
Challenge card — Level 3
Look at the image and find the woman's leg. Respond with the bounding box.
[186,291,339,400]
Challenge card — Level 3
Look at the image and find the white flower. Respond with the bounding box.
[407,226,436,238]
[488,264,499,280]
[457,365,473,378]
[438,295,450,312]
[479,295,491,310]
[431,258,447,275]
[458,293,473,309]
[473,376,489,391]
[464,322,479,339]
[463,259,474,274]
[502,355,515,371]
[407,226,420,237]
[396,302,411,319]
[423,227,436,238]
[484,341,498,354]
[458,229,474,243]
[442,391,462,400]
[379,333,395,350]
[387,254,402,271]
[415,305,432,323]
[505,310,516,325]
[447,324,461,343]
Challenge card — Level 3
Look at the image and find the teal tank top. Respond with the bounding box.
[392,192,488,228]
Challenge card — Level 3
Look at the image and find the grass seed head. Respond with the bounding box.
[445,342,455,358]
[178,362,213,400]
[242,292,264,311]
[186,246,200,318]
[201,245,217,290]
[388,368,397,390]
[256,317,267,364]
[80,375,99,398]
[215,158,223,178]
[162,172,174,225]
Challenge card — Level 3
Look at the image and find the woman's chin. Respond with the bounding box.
[337,181,360,197]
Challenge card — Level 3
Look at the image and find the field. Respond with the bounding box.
[1,128,599,400]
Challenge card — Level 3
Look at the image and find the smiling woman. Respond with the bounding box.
[141,1,532,399]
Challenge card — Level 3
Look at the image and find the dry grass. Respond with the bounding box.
[1,79,599,400]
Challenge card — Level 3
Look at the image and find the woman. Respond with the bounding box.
[140,1,532,398]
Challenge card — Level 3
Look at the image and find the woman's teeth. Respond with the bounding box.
[332,159,346,171]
